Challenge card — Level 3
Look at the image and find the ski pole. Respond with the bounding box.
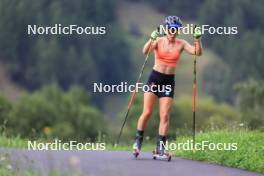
[116,40,153,145]
[192,25,197,156]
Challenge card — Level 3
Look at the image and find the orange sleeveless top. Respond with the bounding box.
[154,39,181,67]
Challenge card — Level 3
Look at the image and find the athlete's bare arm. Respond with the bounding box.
[142,39,159,55]
[182,39,202,56]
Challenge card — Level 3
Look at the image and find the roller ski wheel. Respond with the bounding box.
[133,149,140,158]
[152,150,172,162]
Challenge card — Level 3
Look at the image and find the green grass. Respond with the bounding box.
[174,130,264,174]
[0,131,263,174]
[0,167,38,176]
[110,130,264,174]
[0,135,28,148]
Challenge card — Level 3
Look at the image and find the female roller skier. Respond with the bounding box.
[133,16,202,159]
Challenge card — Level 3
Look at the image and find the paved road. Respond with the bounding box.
[0,149,263,176]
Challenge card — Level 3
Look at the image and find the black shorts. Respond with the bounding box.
[146,70,175,98]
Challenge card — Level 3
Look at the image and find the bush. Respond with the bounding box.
[234,79,264,129]
[5,85,105,141]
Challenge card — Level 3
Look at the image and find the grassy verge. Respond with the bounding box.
[110,130,264,174]
[174,130,264,174]
[0,135,28,148]
[0,131,263,174]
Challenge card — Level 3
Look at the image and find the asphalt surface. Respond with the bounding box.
[0,149,263,176]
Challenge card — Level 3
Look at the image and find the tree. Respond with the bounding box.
[0,0,133,103]
[199,0,264,102]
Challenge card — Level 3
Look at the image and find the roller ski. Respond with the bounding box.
[152,143,172,162]
[132,136,143,158]
[152,149,171,162]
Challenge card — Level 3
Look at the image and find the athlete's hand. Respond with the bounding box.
[193,27,202,39]
[150,30,160,41]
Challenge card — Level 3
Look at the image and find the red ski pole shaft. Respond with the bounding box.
[116,41,152,145]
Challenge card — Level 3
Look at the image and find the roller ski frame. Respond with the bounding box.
[133,148,140,158]
[152,150,172,162]
[132,138,142,158]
